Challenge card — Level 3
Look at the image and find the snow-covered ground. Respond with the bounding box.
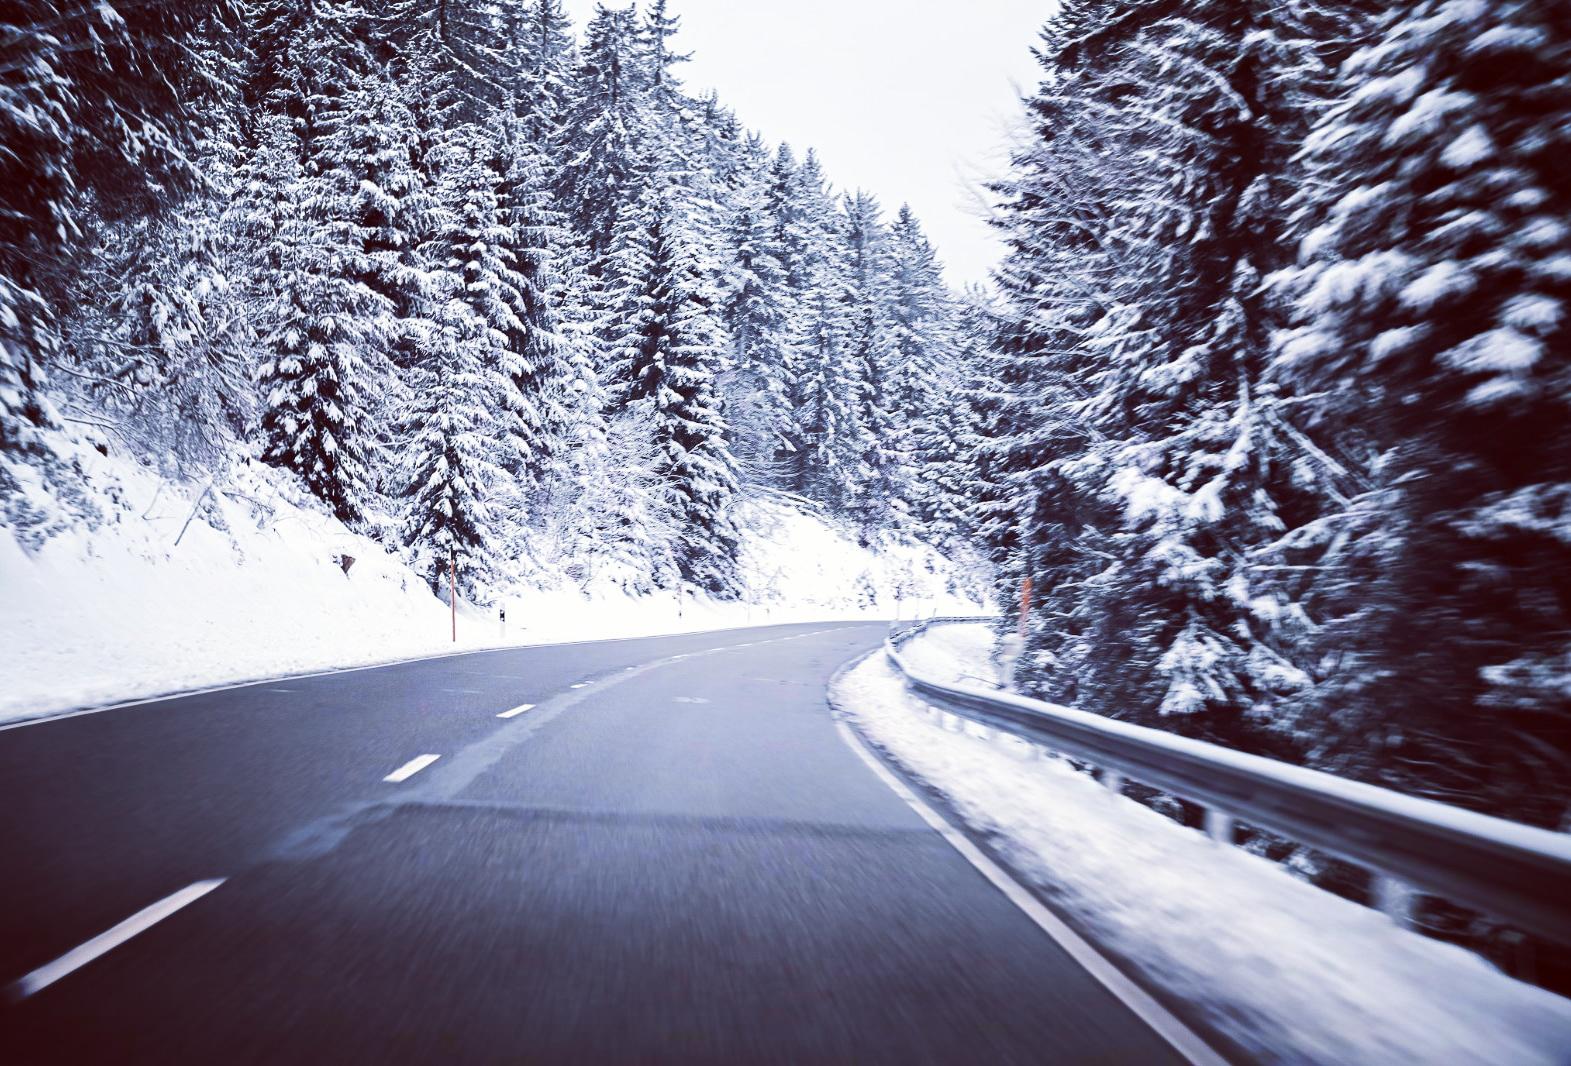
[834,623,1571,1066]
[0,437,987,726]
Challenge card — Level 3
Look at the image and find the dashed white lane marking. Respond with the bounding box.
[9,879,226,1001]
[672,697,711,704]
[834,721,1228,1066]
[497,703,535,719]
[383,754,441,782]
[569,683,588,689]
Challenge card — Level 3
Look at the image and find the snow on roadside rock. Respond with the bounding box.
[834,623,1571,1066]
[0,440,988,725]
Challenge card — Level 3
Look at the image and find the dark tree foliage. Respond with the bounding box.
[1,0,241,455]
[988,0,1570,828]
[987,0,1336,750]
[1272,0,1571,822]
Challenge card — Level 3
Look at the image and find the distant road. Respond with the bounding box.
[0,622,1195,1064]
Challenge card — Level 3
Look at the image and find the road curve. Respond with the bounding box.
[0,622,1194,1064]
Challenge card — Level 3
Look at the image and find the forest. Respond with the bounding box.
[0,0,978,603]
[1,0,1567,836]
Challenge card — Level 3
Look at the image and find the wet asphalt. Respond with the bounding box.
[0,622,1188,1064]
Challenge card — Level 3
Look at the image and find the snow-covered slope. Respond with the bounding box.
[0,438,989,725]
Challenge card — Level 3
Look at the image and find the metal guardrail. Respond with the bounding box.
[886,619,1571,947]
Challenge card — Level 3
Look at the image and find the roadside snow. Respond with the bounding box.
[835,623,1571,1066]
[0,441,987,726]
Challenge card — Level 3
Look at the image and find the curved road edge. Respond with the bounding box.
[0,621,860,734]
[826,647,1235,1066]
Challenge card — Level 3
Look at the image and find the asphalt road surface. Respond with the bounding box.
[0,622,1194,1064]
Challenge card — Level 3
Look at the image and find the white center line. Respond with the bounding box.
[9,879,227,1001]
[383,754,441,782]
[496,703,535,719]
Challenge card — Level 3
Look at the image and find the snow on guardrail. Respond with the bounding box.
[886,618,1571,947]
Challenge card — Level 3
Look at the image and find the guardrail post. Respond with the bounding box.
[998,633,1024,692]
[1500,930,1535,984]
[1205,809,1234,846]
[1375,874,1415,930]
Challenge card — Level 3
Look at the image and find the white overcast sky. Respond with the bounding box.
[559,0,1053,288]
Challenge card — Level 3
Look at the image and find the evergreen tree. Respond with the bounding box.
[639,0,691,102]
[787,260,861,513]
[514,0,578,147]
[1272,0,1571,821]
[69,199,253,470]
[319,65,436,355]
[772,148,860,509]
[987,1,1351,750]
[398,312,507,595]
[922,296,991,544]
[887,205,960,531]
[554,3,648,264]
[716,156,794,469]
[250,114,387,524]
[603,176,741,594]
[398,260,508,596]
[2,0,241,456]
[840,190,900,531]
[493,121,583,490]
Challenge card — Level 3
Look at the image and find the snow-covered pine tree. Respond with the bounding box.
[787,264,862,514]
[488,118,583,492]
[920,294,992,545]
[1,0,239,458]
[319,63,436,357]
[638,0,691,103]
[769,148,862,512]
[1272,0,1571,822]
[513,0,578,148]
[554,3,649,266]
[250,112,389,525]
[396,132,518,595]
[602,174,741,595]
[986,1,1347,752]
[882,203,955,531]
[397,311,507,597]
[68,199,253,470]
[716,149,794,471]
[839,190,901,532]
[885,205,949,429]
[57,6,252,470]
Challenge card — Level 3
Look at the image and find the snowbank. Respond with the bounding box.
[835,623,1571,1065]
[0,439,988,725]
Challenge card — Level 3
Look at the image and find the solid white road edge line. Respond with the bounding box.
[383,754,441,782]
[9,879,227,1000]
[497,703,535,719]
[833,720,1230,1066]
